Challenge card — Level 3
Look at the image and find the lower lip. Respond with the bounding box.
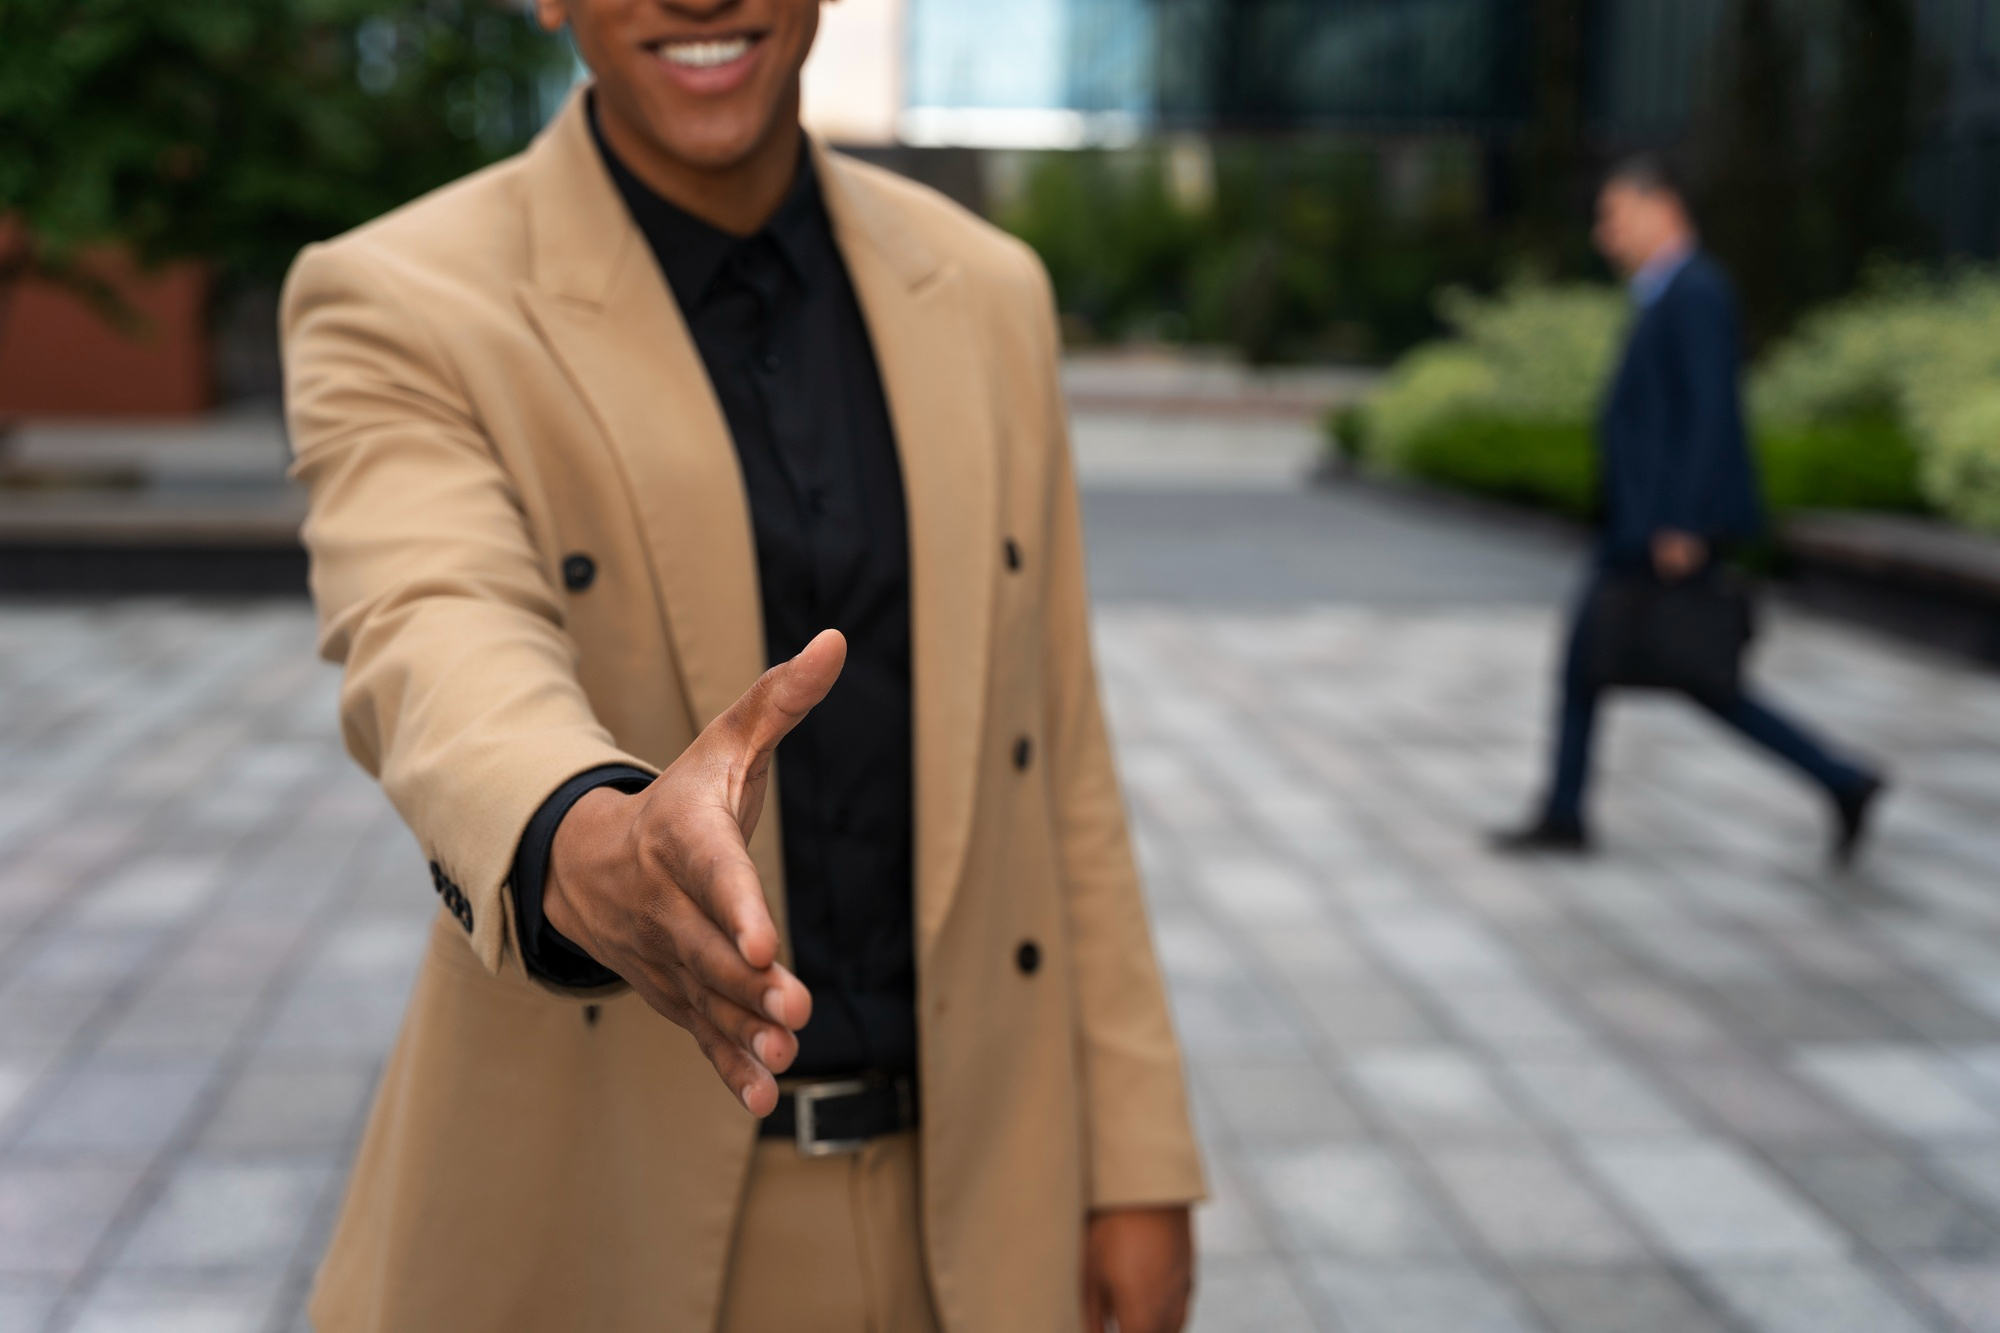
[651,39,764,97]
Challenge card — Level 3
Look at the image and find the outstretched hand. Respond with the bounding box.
[544,629,847,1115]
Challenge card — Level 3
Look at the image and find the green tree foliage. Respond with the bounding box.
[1691,0,1925,351]
[0,0,570,297]
[1001,138,1497,363]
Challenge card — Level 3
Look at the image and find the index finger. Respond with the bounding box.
[672,814,798,1000]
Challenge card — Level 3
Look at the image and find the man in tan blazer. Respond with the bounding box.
[279,0,1205,1330]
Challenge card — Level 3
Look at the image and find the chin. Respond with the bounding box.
[638,99,784,171]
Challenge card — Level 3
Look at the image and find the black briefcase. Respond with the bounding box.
[1581,569,1756,704]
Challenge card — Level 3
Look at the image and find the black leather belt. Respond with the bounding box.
[760,1073,918,1156]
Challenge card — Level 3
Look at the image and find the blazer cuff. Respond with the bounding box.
[510,764,655,988]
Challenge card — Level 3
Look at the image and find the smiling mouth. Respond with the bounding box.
[653,36,758,69]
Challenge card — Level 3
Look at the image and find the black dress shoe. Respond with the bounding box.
[1833,775,1885,867]
[1489,819,1591,854]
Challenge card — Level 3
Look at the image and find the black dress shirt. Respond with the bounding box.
[507,106,917,1079]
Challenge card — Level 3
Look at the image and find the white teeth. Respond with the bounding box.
[658,37,752,69]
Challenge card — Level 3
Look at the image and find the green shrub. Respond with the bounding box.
[1383,411,1925,521]
[1361,280,1628,465]
[0,0,570,296]
[1401,416,1597,517]
[1758,416,1926,513]
[1358,272,1980,529]
[1752,270,2000,529]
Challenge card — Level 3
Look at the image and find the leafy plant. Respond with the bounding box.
[0,0,570,322]
[1353,275,1935,525]
[1359,278,1628,465]
[999,136,1499,364]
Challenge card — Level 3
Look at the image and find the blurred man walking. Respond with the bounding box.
[1495,156,1885,862]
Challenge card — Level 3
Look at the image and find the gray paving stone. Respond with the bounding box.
[1427,1148,1645,1260]
[14,929,160,989]
[1582,1141,1847,1262]
[1907,1262,2000,1333]
[1289,984,1442,1050]
[1697,1263,1941,1333]
[1794,1046,2000,1142]
[1503,1057,1695,1139]
[67,1270,286,1333]
[1348,1048,1535,1144]
[1304,1261,1538,1333]
[114,1160,333,1270]
[1170,978,1309,1057]
[13,1058,214,1156]
[1359,908,1523,988]
[1193,857,1329,929]
[1250,1147,1459,1258]
[1926,1147,2000,1219]
[68,856,224,930]
[196,1062,376,1156]
[1195,1163,1273,1260]
[1515,1266,1734,1333]
[1708,982,1908,1045]
[1577,980,1736,1054]
[0,1164,144,1276]
[0,1277,61,1333]
[1426,983,1601,1057]
[97,985,263,1058]
[1659,1059,1866,1145]
[1859,983,2000,1044]
[1768,1151,2000,1257]
[1198,1059,1363,1147]
[1495,924,1640,983]
[1188,1257,1321,1333]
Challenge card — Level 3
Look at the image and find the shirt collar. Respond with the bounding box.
[1630,241,1695,309]
[587,93,822,309]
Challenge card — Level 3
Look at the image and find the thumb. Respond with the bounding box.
[726,629,847,756]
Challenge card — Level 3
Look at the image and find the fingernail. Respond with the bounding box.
[762,988,786,1022]
[736,931,753,959]
[740,1084,755,1111]
[752,1030,772,1065]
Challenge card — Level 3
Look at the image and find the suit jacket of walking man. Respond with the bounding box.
[278,2,1205,1329]
[1497,157,1883,859]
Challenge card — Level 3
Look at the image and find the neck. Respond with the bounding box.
[1631,233,1693,278]
[593,91,803,237]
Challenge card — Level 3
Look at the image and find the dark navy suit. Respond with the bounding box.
[1542,251,1871,827]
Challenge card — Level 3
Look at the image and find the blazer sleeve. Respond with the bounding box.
[1018,251,1208,1211]
[1658,273,1749,538]
[281,240,656,983]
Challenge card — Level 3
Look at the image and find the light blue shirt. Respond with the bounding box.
[1630,241,1695,309]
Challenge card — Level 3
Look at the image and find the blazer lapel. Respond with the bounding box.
[817,146,999,954]
[512,95,784,925]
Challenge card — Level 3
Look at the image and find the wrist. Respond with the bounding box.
[545,785,632,948]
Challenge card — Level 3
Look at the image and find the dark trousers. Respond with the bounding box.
[1543,567,1873,827]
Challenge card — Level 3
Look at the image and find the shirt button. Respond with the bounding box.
[1016,940,1041,975]
[762,352,780,373]
[1013,736,1032,771]
[808,488,828,516]
[1003,538,1022,571]
[562,553,596,591]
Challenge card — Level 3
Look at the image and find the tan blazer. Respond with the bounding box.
[281,91,1204,1333]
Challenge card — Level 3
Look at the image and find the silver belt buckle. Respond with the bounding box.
[792,1077,871,1157]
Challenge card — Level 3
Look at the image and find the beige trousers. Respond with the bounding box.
[717,1131,941,1333]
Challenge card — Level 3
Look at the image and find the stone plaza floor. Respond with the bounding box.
[3,478,2000,1331]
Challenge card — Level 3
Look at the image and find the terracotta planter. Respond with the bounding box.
[0,244,213,418]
